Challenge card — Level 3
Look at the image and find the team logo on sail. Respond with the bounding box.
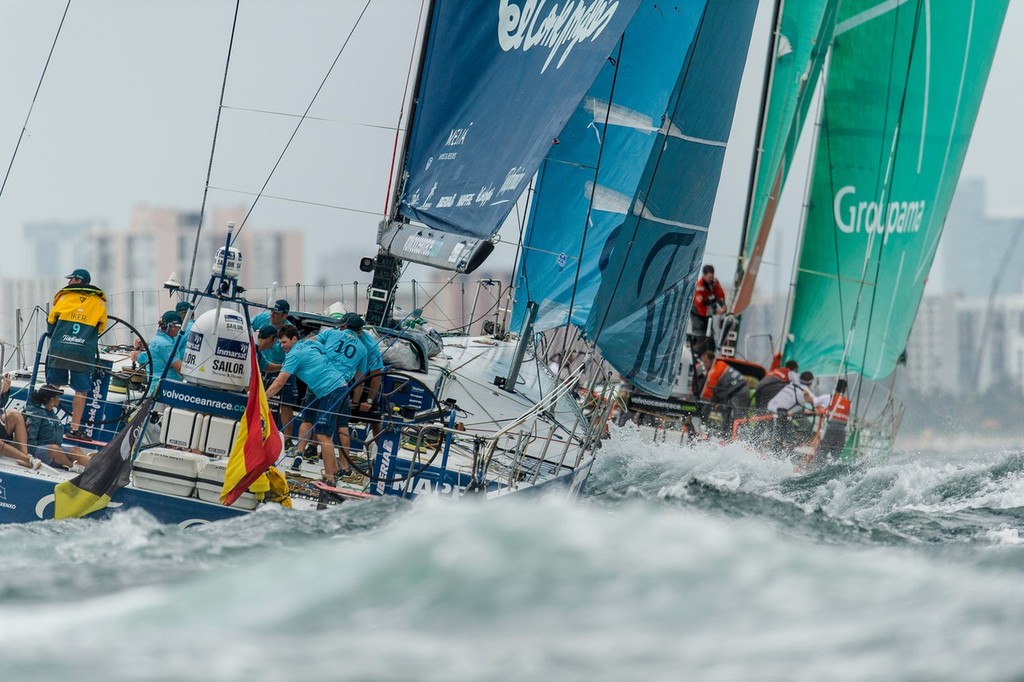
[497,0,622,73]
[833,185,927,243]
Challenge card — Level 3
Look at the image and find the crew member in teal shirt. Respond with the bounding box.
[132,311,184,391]
[266,325,350,483]
[252,299,297,446]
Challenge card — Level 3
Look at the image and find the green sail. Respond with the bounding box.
[734,0,838,313]
[784,0,1008,380]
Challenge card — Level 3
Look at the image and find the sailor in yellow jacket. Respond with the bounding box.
[46,268,107,441]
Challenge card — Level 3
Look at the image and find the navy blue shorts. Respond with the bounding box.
[45,367,92,393]
[301,387,350,434]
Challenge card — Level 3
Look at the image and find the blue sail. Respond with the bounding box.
[586,0,758,397]
[510,1,706,332]
[395,0,641,247]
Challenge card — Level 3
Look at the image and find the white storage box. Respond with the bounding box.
[132,447,209,498]
[161,408,204,450]
[200,415,240,457]
[196,458,259,510]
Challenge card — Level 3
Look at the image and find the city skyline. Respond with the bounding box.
[1,1,1022,290]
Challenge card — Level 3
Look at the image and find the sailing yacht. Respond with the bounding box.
[679,0,1009,466]
[0,1,655,524]
[509,0,759,414]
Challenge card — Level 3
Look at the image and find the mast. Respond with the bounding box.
[365,0,435,328]
[778,51,829,367]
[734,0,784,300]
[728,0,842,324]
[718,0,784,359]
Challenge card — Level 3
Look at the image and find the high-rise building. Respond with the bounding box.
[0,276,65,364]
[904,294,962,395]
[938,178,1024,296]
[23,220,107,278]
[3,206,303,350]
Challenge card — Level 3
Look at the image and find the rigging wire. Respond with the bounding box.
[0,0,72,203]
[205,186,389,216]
[226,0,375,248]
[734,0,784,298]
[218,105,400,132]
[777,70,827,356]
[506,191,530,332]
[187,0,241,292]
[587,7,710,380]
[559,40,626,365]
[973,224,1024,390]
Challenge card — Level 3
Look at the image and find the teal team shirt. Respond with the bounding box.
[138,329,183,382]
[317,328,367,383]
[360,329,385,372]
[251,310,286,366]
[281,340,345,397]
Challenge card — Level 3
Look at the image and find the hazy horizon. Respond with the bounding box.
[1,1,1021,292]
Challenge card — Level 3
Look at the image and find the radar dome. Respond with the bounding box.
[212,246,243,279]
[180,308,251,390]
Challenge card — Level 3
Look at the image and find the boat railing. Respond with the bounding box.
[0,278,520,370]
[478,364,592,480]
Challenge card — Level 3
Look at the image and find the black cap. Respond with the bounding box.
[345,315,365,331]
[271,299,290,313]
[799,371,814,386]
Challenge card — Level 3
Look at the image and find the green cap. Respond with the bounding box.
[66,268,91,284]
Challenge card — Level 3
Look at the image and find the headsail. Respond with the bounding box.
[783,0,1009,380]
[586,0,759,397]
[732,0,840,314]
[379,0,641,272]
[509,2,706,332]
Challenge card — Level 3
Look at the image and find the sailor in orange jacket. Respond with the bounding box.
[700,355,750,407]
[815,378,851,466]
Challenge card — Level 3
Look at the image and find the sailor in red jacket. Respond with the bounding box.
[691,264,726,354]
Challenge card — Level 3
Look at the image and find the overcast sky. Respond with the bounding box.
[1,1,1021,292]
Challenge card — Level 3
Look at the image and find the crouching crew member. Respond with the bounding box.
[753,359,798,408]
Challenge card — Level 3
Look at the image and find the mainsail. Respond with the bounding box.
[732,0,839,314]
[783,0,1009,380]
[585,0,759,397]
[379,0,641,272]
[510,1,706,332]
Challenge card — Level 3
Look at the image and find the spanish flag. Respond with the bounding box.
[54,396,155,519]
[221,334,283,505]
